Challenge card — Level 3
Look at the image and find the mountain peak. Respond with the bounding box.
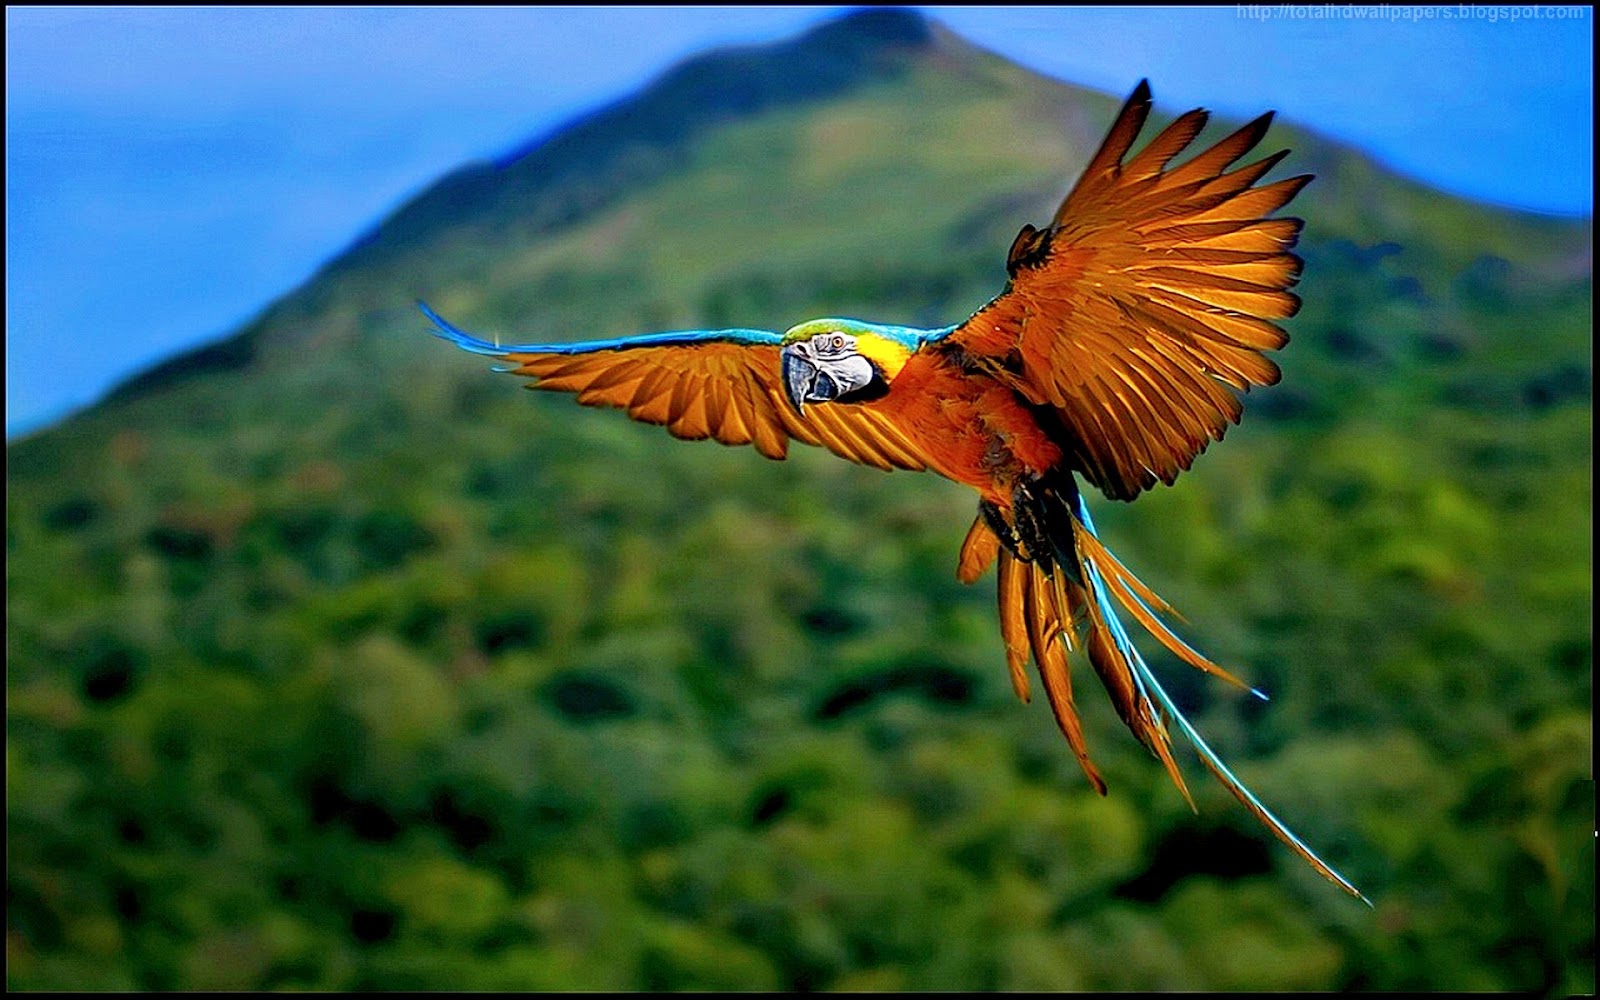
[342,8,948,268]
[793,7,935,54]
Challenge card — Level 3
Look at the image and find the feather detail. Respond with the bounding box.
[1123,108,1210,181]
[1024,561,1106,794]
[958,516,1000,584]
[1055,79,1152,223]
[996,551,1033,703]
[1157,111,1275,190]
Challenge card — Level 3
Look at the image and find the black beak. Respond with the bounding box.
[782,347,817,413]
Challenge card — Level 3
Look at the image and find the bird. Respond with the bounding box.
[423,80,1367,903]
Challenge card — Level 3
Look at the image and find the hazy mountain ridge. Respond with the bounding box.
[7,8,1591,993]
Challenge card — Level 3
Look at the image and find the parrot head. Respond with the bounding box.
[780,318,918,413]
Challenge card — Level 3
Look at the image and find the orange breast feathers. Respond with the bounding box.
[863,350,1062,503]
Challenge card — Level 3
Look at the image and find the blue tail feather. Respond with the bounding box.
[1073,492,1369,905]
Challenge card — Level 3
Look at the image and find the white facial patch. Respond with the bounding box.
[828,353,876,395]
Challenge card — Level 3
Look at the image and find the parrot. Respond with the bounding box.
[423,80,1367,903]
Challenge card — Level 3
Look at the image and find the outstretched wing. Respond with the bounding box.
[949,80,1308,501]
[423,304,928,472]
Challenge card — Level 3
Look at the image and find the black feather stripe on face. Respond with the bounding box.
[834,371,890,404]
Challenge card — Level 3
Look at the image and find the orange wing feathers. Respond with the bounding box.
[953,79,1309,501]
[520,344,932,473]
[428,313,931,473]
[505,343,794,456]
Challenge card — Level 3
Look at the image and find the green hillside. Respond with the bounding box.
[7,9,1592,991]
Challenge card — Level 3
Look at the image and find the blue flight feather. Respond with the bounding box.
[1073,493,1371,906]
[419,300,784,356]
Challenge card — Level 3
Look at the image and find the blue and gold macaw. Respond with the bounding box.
[426,81,1366,902]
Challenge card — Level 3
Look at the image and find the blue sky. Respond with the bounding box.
[6,6,1593,437]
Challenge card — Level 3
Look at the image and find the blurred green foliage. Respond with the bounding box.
[7,16,1593,992]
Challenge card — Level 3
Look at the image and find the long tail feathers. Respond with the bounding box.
[978,489,1369,904]
[1020,554,1106,795]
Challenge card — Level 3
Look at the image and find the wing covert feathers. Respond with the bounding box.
[953,81,1309,501]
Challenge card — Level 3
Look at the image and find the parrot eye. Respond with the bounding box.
[808,332,854,357]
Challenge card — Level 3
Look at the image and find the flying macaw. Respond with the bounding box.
[424,81,1367,903]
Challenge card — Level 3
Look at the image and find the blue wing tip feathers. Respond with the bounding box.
[418,300,505,357]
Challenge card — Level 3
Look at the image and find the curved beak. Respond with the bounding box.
[782,345,818,414]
